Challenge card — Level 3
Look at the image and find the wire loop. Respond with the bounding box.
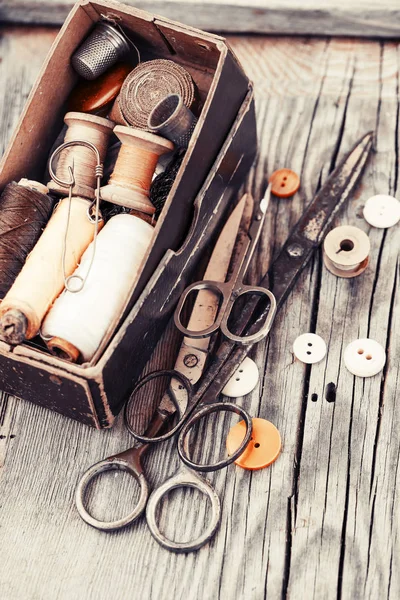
[48,140,104,293]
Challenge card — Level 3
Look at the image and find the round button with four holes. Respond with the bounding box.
[344,338,386,377]
[269,168,300,198]
[221,357,259,397]
[363,194,400,229]
[293,333,327,364]
[226,418,282,470]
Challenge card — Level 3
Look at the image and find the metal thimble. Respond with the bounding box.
[148,94,197,148]
[71,22,130,81]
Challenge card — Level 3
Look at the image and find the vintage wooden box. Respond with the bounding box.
[0,0,257,427]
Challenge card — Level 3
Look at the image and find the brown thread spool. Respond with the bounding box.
[0,180,53,300]
[100,126,174,213]
[47,112,114,199]
[0,196,103,345]
[323,225,370,278]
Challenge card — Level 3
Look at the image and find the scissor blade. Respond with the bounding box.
[268,130,373,309]
[158,194,250,416]
[184,194,248,338]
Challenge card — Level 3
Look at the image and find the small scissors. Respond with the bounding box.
[76,192,270,552]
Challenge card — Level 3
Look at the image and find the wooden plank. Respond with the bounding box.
[0,25,399,600]
[1,0,400,38]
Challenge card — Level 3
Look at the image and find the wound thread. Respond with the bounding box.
[42,213,154,363]
[0,181,53,300]
[47,112,114,199]
[100,125,174,213]
[0,196,102,343]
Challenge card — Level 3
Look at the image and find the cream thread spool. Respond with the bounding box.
[100,126,174,214]
[47,112,114,199]
[42,213,154,362]
[0,196,103,345]
[323,225,370,278]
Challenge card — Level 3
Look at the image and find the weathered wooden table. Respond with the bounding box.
[0,25,399,600]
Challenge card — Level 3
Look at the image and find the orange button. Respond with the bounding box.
[269,168,300,198]
[67,62,132,115]
[226,417,281,470]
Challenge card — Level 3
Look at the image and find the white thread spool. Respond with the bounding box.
[47,112,114,199]
[41,213,154,362]
[323,225,370,278]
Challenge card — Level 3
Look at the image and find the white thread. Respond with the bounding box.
[41,214,153,361]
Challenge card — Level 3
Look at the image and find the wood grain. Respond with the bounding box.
[1,0,400,38]
[0,26,399,600]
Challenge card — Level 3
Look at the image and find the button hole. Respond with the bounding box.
[307,343,312,347]
[306,351,311,355]
[254,442,260,448]
[281,183,286,187]
[358,349,364,354]
[235,378,240,381]
[239,369,243,373]
[366,354,372,360]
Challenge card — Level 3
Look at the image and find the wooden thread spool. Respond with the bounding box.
[0,196,103,345]
[100,126,174,214]
[323,225,370,278]
[0,179,53,301]
[47,112,114,199]
[42,213,155,363]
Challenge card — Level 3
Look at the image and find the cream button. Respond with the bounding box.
[344,338,386,377]
[221,357,259,397]
[293,333,327,364]
[363,194,400,229]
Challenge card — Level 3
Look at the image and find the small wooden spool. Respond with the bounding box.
[100,126,174,214]
[47,112,114,199]
[18,179,49,194]
[46,337,81,363]
[323,225,370,278]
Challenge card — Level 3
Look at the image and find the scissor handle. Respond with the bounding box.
[125,369,193,444]
[174,280,231,338]
[75,451,149,531]
[146,467,221,553]
[177,402,253,472]
[220,286,277,345]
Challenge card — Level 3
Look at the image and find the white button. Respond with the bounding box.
[344,338,386,377]
[363,195,400,229]
[293,333,326,364]
[221,357,259,397]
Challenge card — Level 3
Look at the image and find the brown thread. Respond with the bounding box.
[100,126,173,213]
[47,112,114,198]
[0,181,53,300]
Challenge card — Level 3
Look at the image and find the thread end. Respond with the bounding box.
[46,337,81,363]
[0,309,28,345]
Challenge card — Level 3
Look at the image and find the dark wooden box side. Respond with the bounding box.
[0,345,98,427]
[96,89,257,426]
[129,46,252,309]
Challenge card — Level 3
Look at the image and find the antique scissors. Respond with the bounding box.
[174,190,276,344]
[76,130,373,552]
[76,193,262,552]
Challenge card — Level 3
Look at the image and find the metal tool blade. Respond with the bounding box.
[267,130,373,309]
[159,193,251,415]
[183,193,249,347]
[187,131,374,412]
